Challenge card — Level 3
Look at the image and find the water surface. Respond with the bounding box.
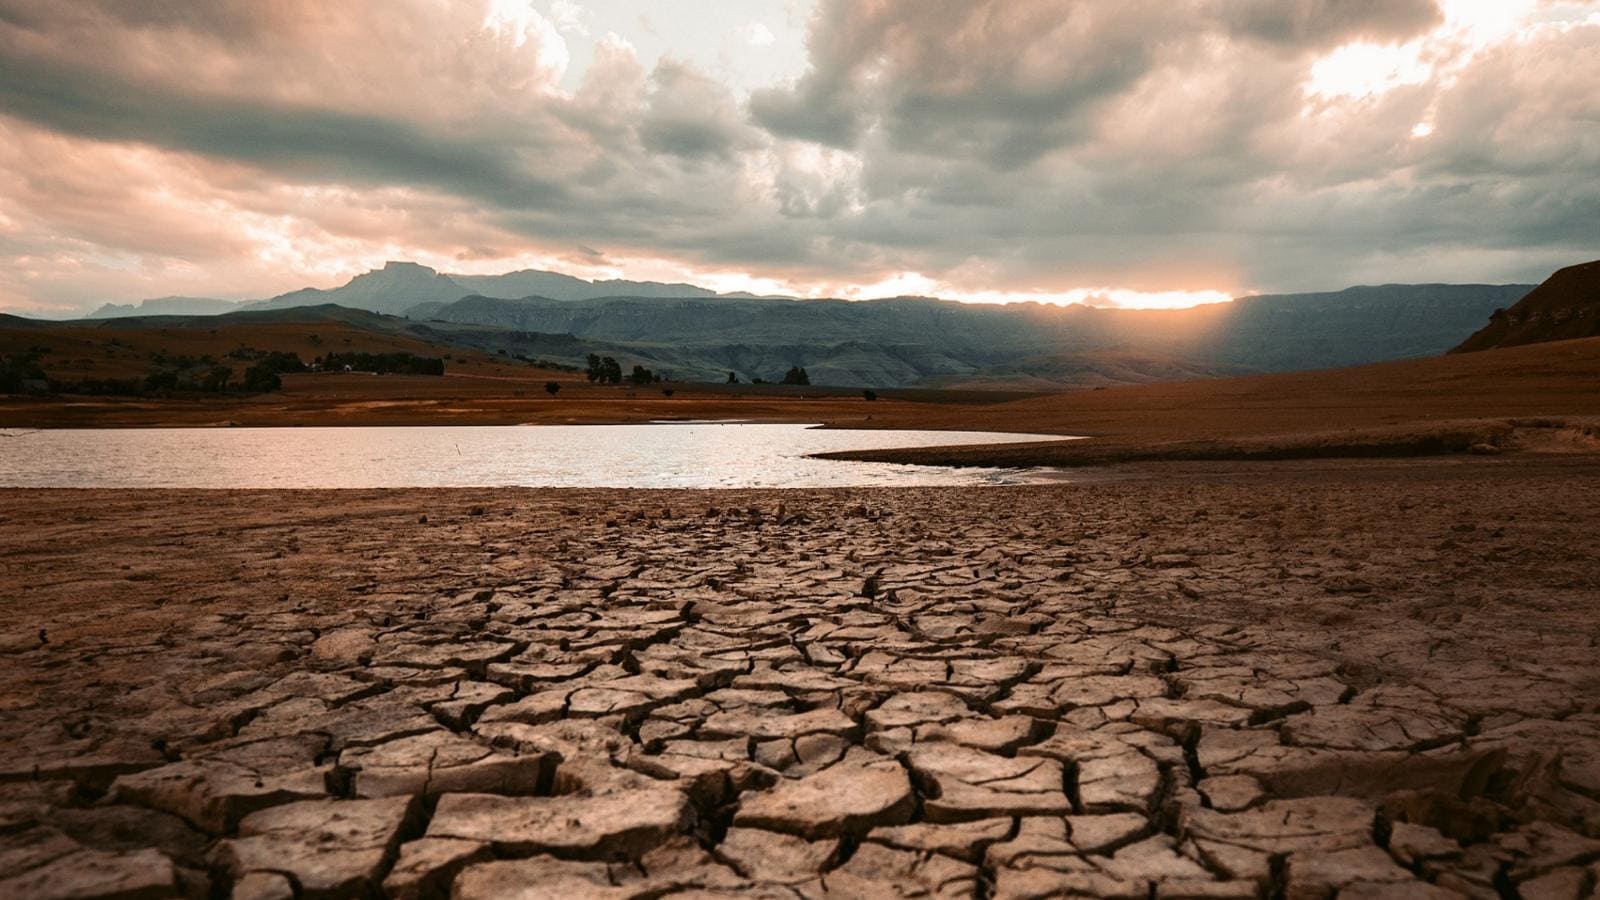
[0,424,1066,488]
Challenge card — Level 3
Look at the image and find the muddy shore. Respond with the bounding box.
[2,457,1598,897]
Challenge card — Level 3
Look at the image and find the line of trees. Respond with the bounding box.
[585,354,668,385]
[315,351,444,376]
[0,349,47,393]
[585,353,623,384]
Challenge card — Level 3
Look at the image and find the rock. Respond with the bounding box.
[48,804,211,870]
[908,746,1071,821]
[867,818,1013,863]
[820,842,980,898]
[1284,846,1417,897]
[732,757,914,838]
[701,707,859,742]
[383,837,492,900]
[1068,813,1151,854]
[864,692,972,731]
[452,857,635,900]
[231,871,296,900]
[1019,727,1163,811]
[214,795,420,898]
[1183,798,1378,882]
[915,715,1044,753]
[716,827,838,883]
[426,789,691,859]
[310,629,375,665]
[0,833,181,900]
[1198,775,1265,813]
[341,730,553,798]
[110,734,333,833]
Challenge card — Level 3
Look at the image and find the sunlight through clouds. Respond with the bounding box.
[0,0,1595,313]
[483,0,570,81]
[1307,42,1431,99]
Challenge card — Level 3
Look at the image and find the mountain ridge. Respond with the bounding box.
[1452,259,1600,352]
[58,260,1544,388]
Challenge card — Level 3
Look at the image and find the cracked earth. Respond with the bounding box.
[1,458,1599,898]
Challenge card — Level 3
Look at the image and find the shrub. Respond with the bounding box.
[545,381,560,396]
[242,363,282,392]
[862,389,877,401]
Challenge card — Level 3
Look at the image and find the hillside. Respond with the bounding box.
[1452,259,1600,352]
[0,306,570,387]
[59,261,1535,388]
[420,283,1529,386]
[820,336,1600,467]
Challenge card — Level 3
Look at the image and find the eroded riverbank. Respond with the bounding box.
[2,458,1598,897]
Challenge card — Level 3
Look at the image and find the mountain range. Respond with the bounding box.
[73,261,1539,388]
[85,262,768,320]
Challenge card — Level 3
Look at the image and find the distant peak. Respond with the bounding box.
[377,260,439,275]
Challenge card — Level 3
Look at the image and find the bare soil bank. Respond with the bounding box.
[7,336,1600,470]
[2,457,1597,896]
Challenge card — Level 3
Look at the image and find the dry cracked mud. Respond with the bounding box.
[1,457,1599,898]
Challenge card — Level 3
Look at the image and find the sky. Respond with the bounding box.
[0,0,1596,315]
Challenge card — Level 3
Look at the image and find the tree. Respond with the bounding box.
[629,364,654,386]
[726,371,737,384]
[242,362,282,392]
[781,366,810,386]
[202,366,232,393]
[585,353,603,382]
[0,351,47,393]
[601,356,623,384]
[545,381,560,397]
[143,371,179,393]
[862,389,877,401]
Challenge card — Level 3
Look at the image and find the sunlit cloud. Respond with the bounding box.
[740,23,777,47]
[0,0,1595,314]
[1307,42,1431,99]
[817,272,1231,309]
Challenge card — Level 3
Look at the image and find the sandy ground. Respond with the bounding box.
[2,457,1599,898]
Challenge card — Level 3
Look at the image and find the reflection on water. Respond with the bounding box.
[0,424,1067,488]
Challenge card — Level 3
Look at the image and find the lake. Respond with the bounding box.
[0,424,1067,488]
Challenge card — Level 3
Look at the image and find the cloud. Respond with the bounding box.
[1217,0,1442,48]
[740,22,776,47]
[0,0,1595,314]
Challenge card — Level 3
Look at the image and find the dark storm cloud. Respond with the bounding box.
[0,0,1595,313]
[638,62,753,161]
[1218,0,1443,47]
[0,55,571,209]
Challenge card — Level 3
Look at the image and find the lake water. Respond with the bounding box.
[0,424,1067,488]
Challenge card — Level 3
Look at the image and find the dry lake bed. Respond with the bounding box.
[2,456,1598,898]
